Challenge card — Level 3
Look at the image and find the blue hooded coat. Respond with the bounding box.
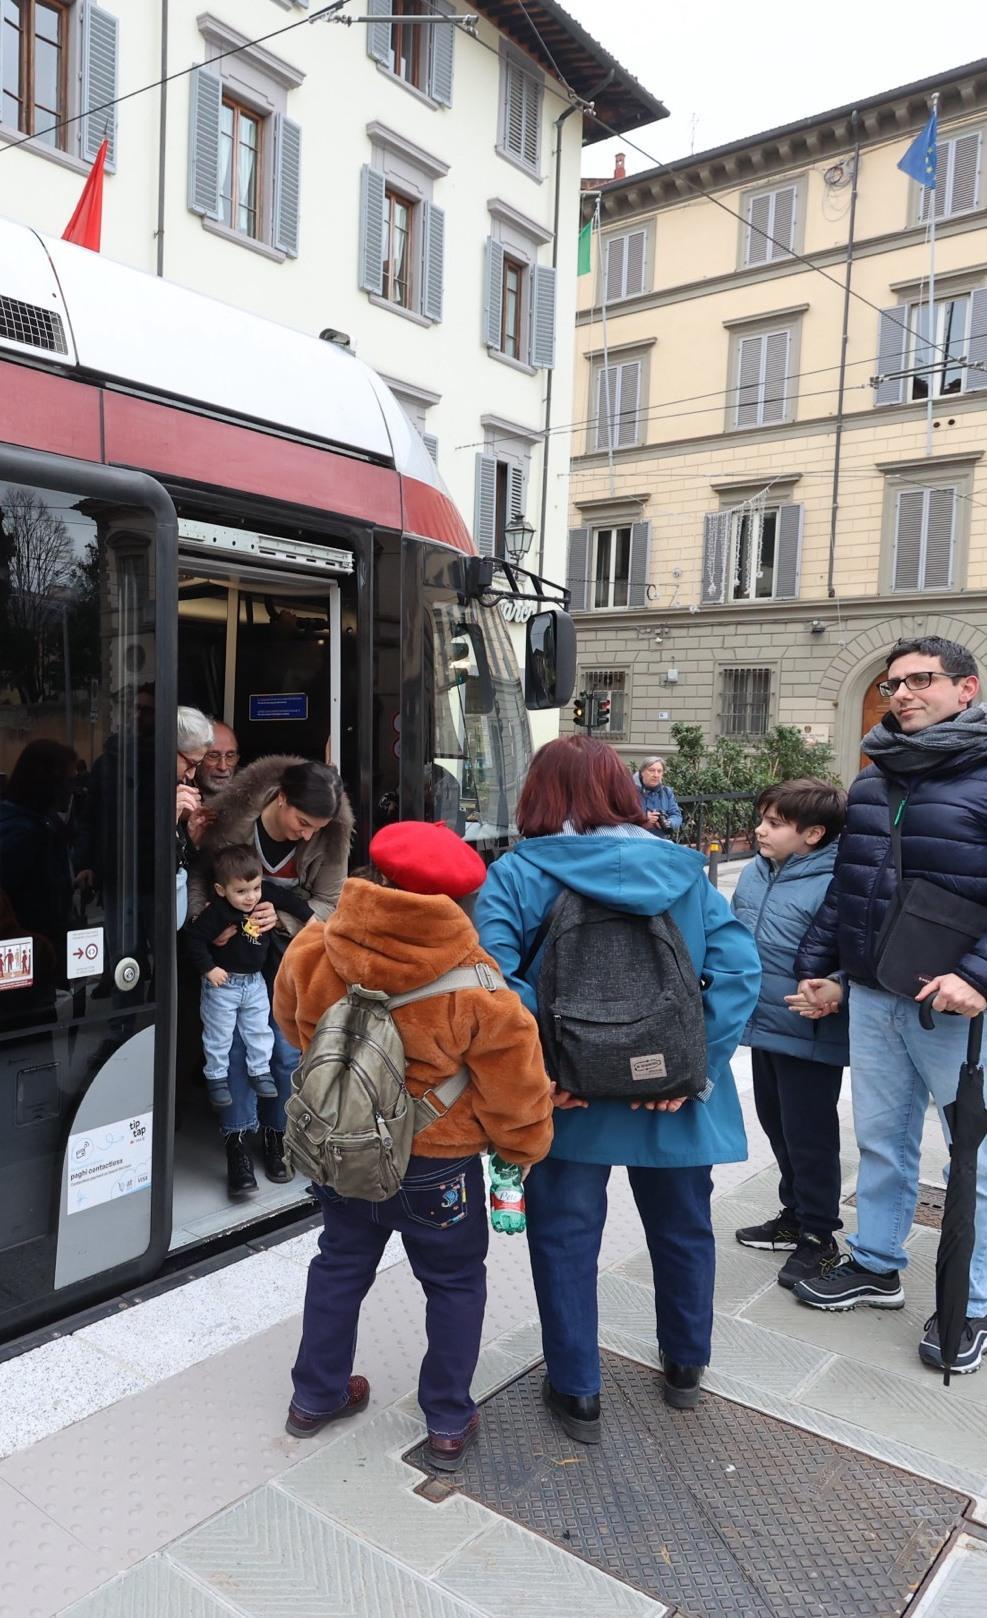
[474,835,760,1168]
[731,847,849,1067]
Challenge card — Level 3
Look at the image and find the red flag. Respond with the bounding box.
[62,139,108,252]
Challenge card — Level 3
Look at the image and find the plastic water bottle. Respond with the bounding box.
[489,1155,525,1234]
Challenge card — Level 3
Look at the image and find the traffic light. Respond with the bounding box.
[592,692,612,731]
[573,691,588,727]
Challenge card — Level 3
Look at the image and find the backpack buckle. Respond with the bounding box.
[474,962,498,992]
[348,983,390,1006]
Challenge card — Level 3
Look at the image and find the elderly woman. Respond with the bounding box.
[175,706,214,927]
[632,755,683,838]
[188,755,354,1193]
[475,735,759,1433]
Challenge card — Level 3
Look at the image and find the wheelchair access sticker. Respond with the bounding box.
[67,1111,153,1214]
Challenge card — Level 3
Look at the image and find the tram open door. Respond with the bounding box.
[0,447,178,1343]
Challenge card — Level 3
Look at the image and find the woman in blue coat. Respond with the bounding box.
[475,736,760,1434]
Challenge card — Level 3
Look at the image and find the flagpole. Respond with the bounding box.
[597,194,616,498]
[926,92,939,458]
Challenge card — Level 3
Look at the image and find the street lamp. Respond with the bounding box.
[503,512,535,566]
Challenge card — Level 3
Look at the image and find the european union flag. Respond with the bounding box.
[898,105,939,188]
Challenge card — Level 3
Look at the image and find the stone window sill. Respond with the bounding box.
[487,346,538,377]
[0,124,92,176]
[495,143,543,184]
[375,62,441,112]
[368,294,433,329]
[201,216,286,262]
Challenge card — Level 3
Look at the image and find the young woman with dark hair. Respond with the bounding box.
[475,735,760,1431]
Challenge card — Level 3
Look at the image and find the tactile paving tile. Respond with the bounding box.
[406,1351,970,1618]
[0,1477,114,1618]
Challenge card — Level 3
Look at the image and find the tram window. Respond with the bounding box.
[425,597,531,846]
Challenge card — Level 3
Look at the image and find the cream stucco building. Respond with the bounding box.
[0,0,663,715]
[568,59,987,783]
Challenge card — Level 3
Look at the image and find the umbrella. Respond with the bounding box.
[927,1006,987,1386]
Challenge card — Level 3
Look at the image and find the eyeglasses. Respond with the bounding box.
[177,748,206,771]
[203,750,240,766]
[878,671,962,698]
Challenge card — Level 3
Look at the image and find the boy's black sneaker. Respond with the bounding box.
[777,1234,839,1291]
[919,1314,987,1374]
[793,1254,904,1310]
[735,1210,800,1251]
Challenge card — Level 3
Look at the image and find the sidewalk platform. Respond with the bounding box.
[2,1072,986,1618]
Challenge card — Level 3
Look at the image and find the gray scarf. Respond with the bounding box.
[861,704,987,774]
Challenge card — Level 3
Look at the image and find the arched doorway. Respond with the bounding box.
[860,674,891,768]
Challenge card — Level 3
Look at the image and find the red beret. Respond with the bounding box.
[369,821,487,899]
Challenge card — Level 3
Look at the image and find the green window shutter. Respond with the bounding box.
[473,454,497,556]
[272,115,301,258]
[774,504,803,597]
[421,202,445,322]
[82,5,119,168]
[627,521,651,607]
[484,237,505,348]
[187,67,222,219]
[530,264,556,369]
[366,0,391,66]
[566,528,589,611]
[428,0,456,106]
[358,165,386,295]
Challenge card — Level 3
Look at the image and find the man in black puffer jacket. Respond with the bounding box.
[789,636,987,1376]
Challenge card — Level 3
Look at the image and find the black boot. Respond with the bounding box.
[225,1130,257,1197]
[542,1375,601,1444]
[660,1353,704,1409]
[261,1127,293,1184]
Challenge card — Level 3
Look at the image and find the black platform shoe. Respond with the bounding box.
[261,1127,293,1184]
[542,1375,601,1444]
[225,1130,257,1197]
[659,1353,704,1409]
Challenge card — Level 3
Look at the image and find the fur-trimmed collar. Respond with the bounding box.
[204,753,354,853]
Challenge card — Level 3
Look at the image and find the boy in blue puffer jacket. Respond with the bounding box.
[731,778,848,1290]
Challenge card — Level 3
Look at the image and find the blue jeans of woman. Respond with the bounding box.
[218,1012,299,1136]
[291,1155,488,1436]
[525,1156,715,1397]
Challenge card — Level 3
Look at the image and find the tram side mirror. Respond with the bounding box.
[444,623,494,716]
[525,608,577,710]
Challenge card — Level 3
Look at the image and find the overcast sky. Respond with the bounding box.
[562,0,986,176]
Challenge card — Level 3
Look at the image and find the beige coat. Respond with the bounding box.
[187,753,354,934]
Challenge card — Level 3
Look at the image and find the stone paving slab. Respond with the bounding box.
[60,1557,239,1618]
[799,1357,987,1475]
[907,1533,987,1618]
[435,1516,667,1618]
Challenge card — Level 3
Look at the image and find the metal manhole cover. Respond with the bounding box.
[406,1352,968,1618]
[845,1183,945,1230]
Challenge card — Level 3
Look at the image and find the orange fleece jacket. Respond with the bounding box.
[273,877,553,1166]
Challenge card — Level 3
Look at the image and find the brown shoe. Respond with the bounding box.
[285,1375,370,1437]
[425,1412,480,1473]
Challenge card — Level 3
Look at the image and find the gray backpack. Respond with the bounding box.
[532,890,708,1102]
[283,961,506,1201]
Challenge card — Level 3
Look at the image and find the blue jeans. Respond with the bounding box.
[219,1012,299,1135]
[291,1155,488,1436]
[848,984,987,1314]
[200,972,273,1082]
[525,1157,715,1397]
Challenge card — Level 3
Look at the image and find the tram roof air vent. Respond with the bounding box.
[0,293,69,355]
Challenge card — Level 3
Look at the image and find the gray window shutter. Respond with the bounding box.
[428,0,455,106]
[358,165,386,295]
[272,116,301,258]
[503,61,525,159]
[616,360,641,447]
[522,72,542,169]
[920,142,947,222]
[566,527,589,611]
[746,192,772,265]
[874,307,908,405]
[595,366,613,451]
[484,237,505,348]
[473,454,497,556]
[774,504,803,597]
[762,329,790,424]
[530,264,556,369]
[966,287,987,392]
[735,333,763,426]
[422,432,439,465]
[187,67,222,220]
[702,511,730,603]
[951,132,981,215]
[893,489,924,591]
[421,202,445,322]
[605,234,625,299]
[925,488,955,588]
[627,521,651,607]
[507,460,526,522]
[366,0,391,66]
[771,185,796,257]
[82,5,119,168]
[625,229,646,296]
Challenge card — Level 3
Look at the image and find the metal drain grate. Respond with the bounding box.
[845,1182,946,1230]
[407,1352,968,1618]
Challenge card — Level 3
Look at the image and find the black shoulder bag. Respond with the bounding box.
[873,782,987,999]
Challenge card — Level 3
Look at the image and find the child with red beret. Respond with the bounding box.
[274,820,553,1471]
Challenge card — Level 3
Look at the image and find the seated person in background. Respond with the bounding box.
[184,844,312,1110]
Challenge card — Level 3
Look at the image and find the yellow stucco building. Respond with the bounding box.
[567,59,987,782]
